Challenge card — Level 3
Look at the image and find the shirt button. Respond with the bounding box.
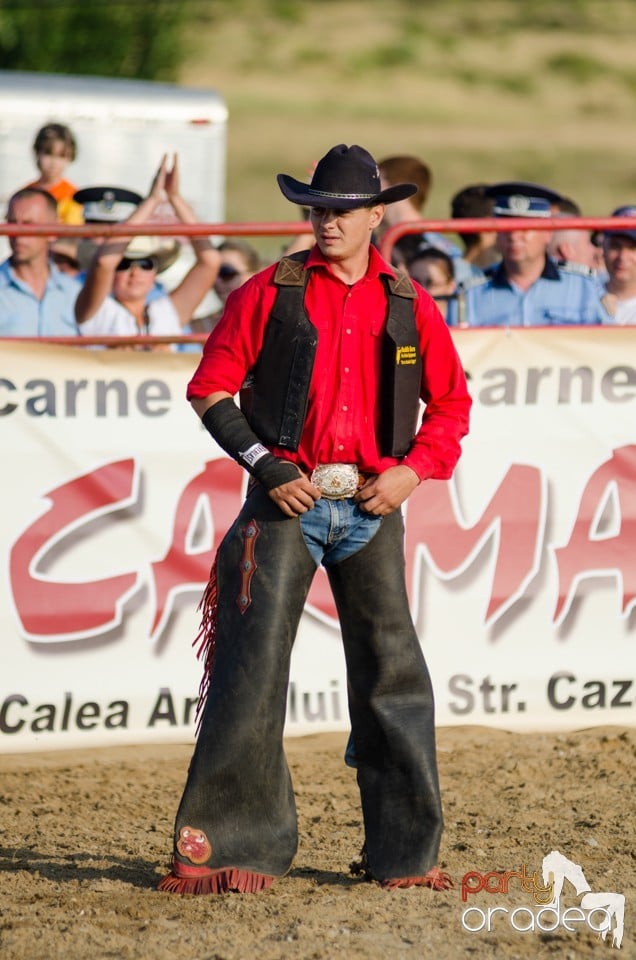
[342,405,348,411]
[345,328,352,334]
[344,367,350,373]
[338,444,344,451]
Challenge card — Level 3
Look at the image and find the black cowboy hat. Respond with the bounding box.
[277,144,417,210]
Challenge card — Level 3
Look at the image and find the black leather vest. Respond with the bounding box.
[240,252,422,456]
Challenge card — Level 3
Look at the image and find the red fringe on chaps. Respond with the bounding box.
[192,554,218,735]
[379,869,454,891]
[159,556,277,895]
[349,847,454,891]
[158,861,275,895]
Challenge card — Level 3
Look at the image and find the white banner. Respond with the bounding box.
[0,331,634,752]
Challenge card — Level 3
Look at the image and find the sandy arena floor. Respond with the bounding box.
[0,725,633,959]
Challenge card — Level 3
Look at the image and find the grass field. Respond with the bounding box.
[176,0,636,256]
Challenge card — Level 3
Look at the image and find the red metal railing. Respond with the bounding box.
[1,220,313,347]
[3,214,633,248]
[2,216,632,347]
[377,216,634,261]
[1,221,311,239]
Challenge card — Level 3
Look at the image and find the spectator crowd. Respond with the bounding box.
[1,124,635,343]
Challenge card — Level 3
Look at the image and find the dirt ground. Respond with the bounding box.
[0,725,633,960]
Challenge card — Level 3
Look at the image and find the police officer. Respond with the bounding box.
[448,182,611,327]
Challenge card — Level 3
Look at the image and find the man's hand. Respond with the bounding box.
[354,465,420,516]
[268,472,322,518]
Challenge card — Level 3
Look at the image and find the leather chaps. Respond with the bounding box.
[163,486,442,885]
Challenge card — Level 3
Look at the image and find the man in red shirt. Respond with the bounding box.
[159,145,471,896]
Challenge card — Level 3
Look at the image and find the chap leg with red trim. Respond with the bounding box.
[162,487,317,888]
[326,508,443,882]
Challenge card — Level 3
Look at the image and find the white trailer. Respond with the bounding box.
[0,70,228,223]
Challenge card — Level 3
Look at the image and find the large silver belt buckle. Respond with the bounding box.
[311,463,359,499]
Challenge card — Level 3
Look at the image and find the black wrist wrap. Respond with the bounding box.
[201,399,300,491]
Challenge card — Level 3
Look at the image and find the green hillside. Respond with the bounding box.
[177,0,636,252]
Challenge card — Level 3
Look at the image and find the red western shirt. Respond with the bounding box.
[187,245,471,481]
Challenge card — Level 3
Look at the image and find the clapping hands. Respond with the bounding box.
[148,153,180,202]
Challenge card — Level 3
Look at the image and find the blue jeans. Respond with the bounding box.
[299,497,383,567]
[301,498,382,773]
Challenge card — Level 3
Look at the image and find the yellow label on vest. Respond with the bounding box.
[396,344,417,365]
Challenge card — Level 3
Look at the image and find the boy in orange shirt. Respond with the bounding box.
[25,123,83,225]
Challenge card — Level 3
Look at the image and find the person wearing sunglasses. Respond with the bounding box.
[192,239,261,334]
[75,154,220,343]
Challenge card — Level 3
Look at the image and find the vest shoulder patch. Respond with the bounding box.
[387,270,417,300]
[274,252,310,287]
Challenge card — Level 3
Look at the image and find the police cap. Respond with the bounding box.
[73,186,143,223]
[485,180,564,205]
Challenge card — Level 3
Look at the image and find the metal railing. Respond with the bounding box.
[2,215,632,346]
[1,220,312,348]
[377,215,632,261]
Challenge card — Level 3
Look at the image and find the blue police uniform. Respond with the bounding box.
[446,188,611,327]
[449,256,610,327]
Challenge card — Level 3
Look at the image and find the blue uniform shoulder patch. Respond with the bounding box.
[558,260,595,279]
[458,273,489,292]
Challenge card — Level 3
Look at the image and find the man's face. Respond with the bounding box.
[309,204,384,261]
[7,194,56,266]
[603,234,636,283]
[496,226,550,270]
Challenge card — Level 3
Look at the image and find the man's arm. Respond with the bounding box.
[401,298,472,481]
[193,392,321,518]
[356,295,471,516]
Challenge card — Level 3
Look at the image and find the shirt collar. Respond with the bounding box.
[3,257,72,292]
[489,255,561,286]
[0,259,12,287]
[305,242,397,281]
